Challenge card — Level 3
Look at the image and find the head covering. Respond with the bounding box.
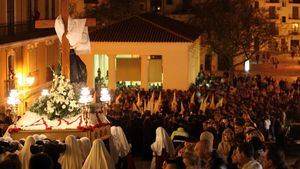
[200,131,214,152]
[19,136,35,169]
[80,137,91,160]
[115,94,121,105]
[32,134,40,141]
[171,92,177,112]
[151,127,175,157]
[59,135,83,169]
[111,126,131,158]
[136,93,142,107]
[109,126,119,165]
[82,139,115,169]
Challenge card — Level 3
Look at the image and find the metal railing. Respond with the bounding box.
[266,0,280,3]
[0,21,35,37]
[289,29,300,35]
[269,14,279,19]
[289,14,300,19]
[289,0,300,3]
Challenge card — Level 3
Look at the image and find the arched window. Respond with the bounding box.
[6,49,16,95]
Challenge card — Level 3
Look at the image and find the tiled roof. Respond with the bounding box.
[90,13,200,43]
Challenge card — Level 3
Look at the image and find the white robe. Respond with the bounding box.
[82,139,115,169]
[18,136,35,169]
[150,127,175,169]
[54,15,91,55]
[80,137,91,161]
[112,126,131,158]
[59,135,83,169]
[109,126,119,165]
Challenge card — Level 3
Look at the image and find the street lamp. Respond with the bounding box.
[25,73,35,86]
[79,87,93,126]
[7,89,20,127]
[245,59,250,73]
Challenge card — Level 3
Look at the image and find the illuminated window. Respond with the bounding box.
[292,23,299,32]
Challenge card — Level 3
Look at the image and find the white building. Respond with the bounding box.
[81,14,201,90]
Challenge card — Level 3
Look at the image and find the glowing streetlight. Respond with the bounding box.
[25,73,35,86]
[245,60,250,73]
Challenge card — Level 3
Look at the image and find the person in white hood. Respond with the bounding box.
[82,139,115,169]
[80,137,91,161]
[59,135,83,169]
[18,136,35,169]
[150,127,175,169]
[110,126,136,169]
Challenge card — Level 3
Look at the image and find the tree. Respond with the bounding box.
[85,0,141,26]
[190,0,276,70]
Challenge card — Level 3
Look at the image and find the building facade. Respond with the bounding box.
[84,14,201,90]
[259,0,300,52]
[0,0,61,113]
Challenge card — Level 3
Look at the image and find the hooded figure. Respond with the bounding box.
[109,126,119,165]
[59,135,83,169]
[150,127,175,169]
[82,139,115,169]
[80,137,91,161]
[110,126,136,169]
[19,136,35,169]
[111,127,131,158]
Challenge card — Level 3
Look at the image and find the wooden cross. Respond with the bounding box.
[35,0,96,79]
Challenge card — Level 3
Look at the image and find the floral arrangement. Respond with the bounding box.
[29,73,81,120]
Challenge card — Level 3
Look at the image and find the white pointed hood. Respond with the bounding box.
[82,139,115,169]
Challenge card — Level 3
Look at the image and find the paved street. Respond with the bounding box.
[236,53,300,82]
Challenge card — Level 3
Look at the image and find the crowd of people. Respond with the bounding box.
[107,72,300,169]
[0,126,135,169]
[0,72,299,169]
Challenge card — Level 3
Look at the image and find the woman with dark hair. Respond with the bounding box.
[29,153,53,169]
[262,144,288,169]
[0,154,21,169]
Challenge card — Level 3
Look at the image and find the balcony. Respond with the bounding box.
[290,0,300,3]
[269,14,279,19]
[289,29,300,35]
[0,21,55,45]
[289,14,300,19]
[266,0,280,3]
[84,0,98,3]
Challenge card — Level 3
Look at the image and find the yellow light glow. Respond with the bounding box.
[25,75,35,86]
[16,73,24,86]
[292,23,299,29]
[292,23,299,32]
[16,73,35,87]
[245,60,250,73]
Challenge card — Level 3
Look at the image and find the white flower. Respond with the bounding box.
[70,100,78,108]
[29,73,80,119]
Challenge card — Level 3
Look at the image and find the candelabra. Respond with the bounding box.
[100,88,111,115]
[79,87,93,126]
[7,89,20,127]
